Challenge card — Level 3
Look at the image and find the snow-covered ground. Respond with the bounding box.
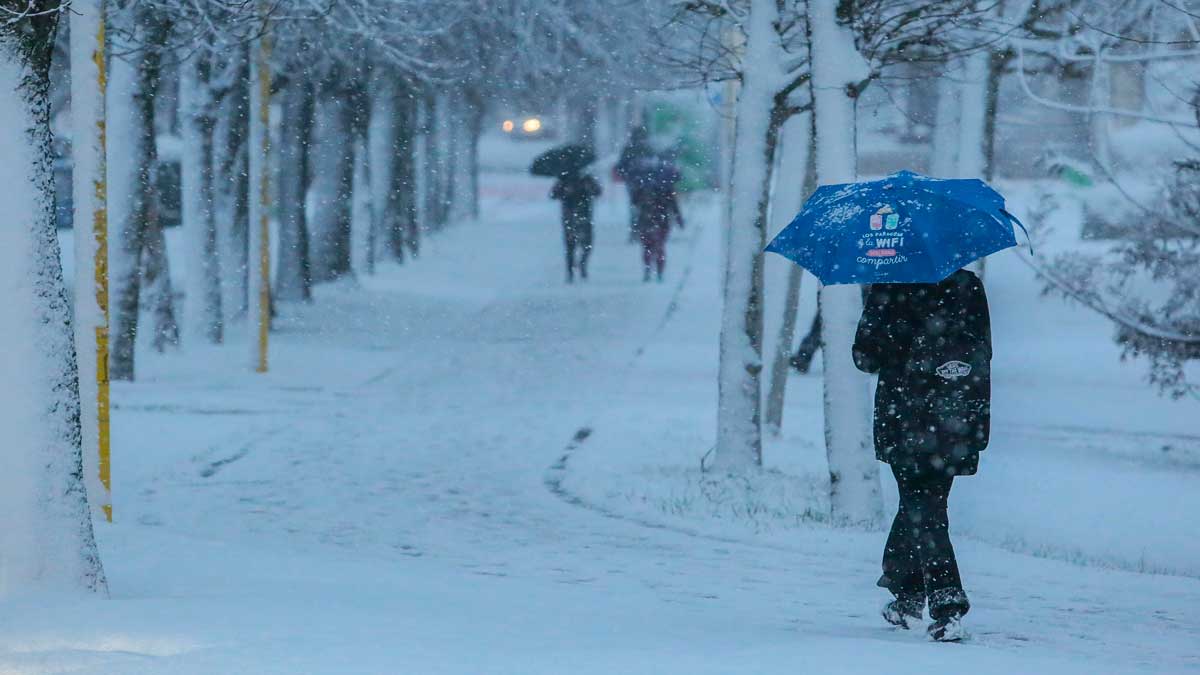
[9,164,1198,673]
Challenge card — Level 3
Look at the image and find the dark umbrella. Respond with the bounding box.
[530,144,596,177]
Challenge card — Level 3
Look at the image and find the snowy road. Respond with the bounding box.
[4,173,1198,674]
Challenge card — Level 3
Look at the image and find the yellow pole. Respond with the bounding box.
[93,7,112,522]
[71,0,111,521]
[255,15,271,373]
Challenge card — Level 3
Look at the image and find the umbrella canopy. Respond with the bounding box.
[530,144,596,177]
[765,170,1028,285]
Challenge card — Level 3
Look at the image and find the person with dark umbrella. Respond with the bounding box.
[532,144,602,283]
[852,269,992,642]
[766,170,1025,644]
[550,169,602,283]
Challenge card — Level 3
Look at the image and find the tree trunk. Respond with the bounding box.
[211,48,250,324]
[274,75,313,302]
[423,93,448,229]
[107,3,165,381]
[0,1,106,595]
[309,78,354,282]
[367,72,405,264]
[957,50,989,179]
[141,211,179,352]
[351,134,374,275]
[462,88,484,221]
[397,93,420,258]
[712,0,785,471]
[809,0,883,528]
[930,65,960,177]
[982,51,1006,182]
[412,95,430,238]
[445,89,478,225]
[764,112,815,435]
[179,52,223,342]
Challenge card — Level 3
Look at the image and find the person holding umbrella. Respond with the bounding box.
[532,145,602,283]
[767,170,1027,642]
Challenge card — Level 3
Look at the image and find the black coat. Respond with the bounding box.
[852,269,992,476]
[551,174,601,227]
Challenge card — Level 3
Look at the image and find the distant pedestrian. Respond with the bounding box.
[615,126,654,243]
[632,161,683,282]
[852,269,992,642]
[550,170,602,283]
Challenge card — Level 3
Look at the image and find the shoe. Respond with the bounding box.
[927,614,966,642]
[643,268,651,283]
[882,597,923,629]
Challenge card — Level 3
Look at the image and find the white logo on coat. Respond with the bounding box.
[935,360,972,380]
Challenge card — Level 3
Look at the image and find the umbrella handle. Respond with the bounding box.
[1000,208,1034,255]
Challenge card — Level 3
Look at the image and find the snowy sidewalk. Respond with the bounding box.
[4,175,1197,674]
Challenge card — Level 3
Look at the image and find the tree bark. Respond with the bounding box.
[179,51,223,342]
[274,74,314,302]
[0,0,106,595]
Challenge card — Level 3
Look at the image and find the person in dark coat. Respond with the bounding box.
[550,170,602,283]
[632,162,683,282]
[852,268,992,642]
[615,126,653,243]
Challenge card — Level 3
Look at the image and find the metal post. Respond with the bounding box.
[248,17,271,373]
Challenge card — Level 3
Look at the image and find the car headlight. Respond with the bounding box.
[502,120,515,132]
[522,117,542,133]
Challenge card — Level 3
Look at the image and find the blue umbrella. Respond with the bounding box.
[765,170,1028,285]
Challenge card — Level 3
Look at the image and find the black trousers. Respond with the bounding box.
[879,463,969,620]
[564,218,593,277]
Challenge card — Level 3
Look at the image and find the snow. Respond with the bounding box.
[19,136,1200,671]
